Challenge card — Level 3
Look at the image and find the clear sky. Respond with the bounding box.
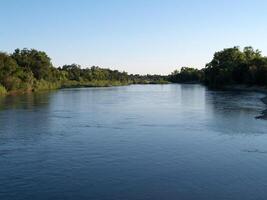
[2,0,267,75]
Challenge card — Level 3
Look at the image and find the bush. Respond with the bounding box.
[2,76,22,91]
[0,84,7,95]
[34,79,61,91]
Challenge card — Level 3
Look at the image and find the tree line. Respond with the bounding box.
[168,46,267,88]
[0,48,167,95]
[1,46,267,95]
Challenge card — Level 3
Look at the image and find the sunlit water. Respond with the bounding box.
[0,84,267,200]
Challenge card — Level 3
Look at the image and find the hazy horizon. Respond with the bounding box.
[2,0,267,75]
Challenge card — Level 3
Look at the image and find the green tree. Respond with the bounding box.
[169,67,203,83]
[12,48,53,80]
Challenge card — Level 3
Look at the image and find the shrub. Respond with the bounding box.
[0,84,7,95]
[2,76,22,91]
[34,79,61,91]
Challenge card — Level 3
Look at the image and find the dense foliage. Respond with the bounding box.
[128,74,168,84]
[204,46,267,87]
[1,46,267,95]
[0,48,167,95]
[168,67,203,83]
[168,46,267,88]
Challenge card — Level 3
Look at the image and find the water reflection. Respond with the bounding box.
[0,92,54,144]
[180,84,207,107]
[205,90,266,135]
[0,91,53,111]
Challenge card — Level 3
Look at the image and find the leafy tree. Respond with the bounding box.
[0,52,18,79]
[169,67,203,83]
[204,46,267,87]
[12,48,53,80]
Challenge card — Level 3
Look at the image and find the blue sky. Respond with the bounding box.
[2,0,267,74]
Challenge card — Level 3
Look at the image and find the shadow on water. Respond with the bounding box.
[207,90,266,118]
[0,91,53,111]
[0,92,55,142]
[205,89,267,135]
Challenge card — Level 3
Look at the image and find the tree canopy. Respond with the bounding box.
[204,46,267,87]
[168,46,267,87]
[168,67,203,83]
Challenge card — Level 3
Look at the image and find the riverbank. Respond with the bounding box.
[0,81,128,96]
[0,80,170,97]
[223,85,267,120]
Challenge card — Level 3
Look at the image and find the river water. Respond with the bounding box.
[0,84,267,200]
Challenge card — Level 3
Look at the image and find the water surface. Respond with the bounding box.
[1,84,267,200]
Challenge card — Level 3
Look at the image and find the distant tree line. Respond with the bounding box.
[168,46,267,88]
[168,67,204,83]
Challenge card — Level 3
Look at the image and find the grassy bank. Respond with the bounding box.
[0,80,133,96]
[0,84,7,95]
[61,80,131,88]
[0,79,171,96]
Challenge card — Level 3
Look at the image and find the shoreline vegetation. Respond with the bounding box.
[0,48,169,96]
[1,46,267,118]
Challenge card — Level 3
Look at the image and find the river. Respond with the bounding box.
[0,84,267,200]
